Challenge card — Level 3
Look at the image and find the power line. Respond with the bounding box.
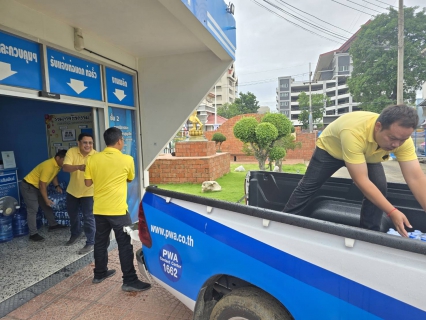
[275,0,353,34]
[346,0,381,13]
[331,0,376,16]
[372,0,396,8]
[251,0,345,44]
[362,0,389,10]
[239,63,307,76]
[264,0,349,41]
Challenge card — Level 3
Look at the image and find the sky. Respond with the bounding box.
[231,0,426,111]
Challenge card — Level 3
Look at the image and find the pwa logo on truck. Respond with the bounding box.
[159,244,182,282]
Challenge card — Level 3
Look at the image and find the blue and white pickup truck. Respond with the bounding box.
[135,171,426,319]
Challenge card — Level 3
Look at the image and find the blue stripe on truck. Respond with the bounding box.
[142,192,425,319]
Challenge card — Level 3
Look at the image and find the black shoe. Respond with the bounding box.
[48,224,68,232]
[92,270,116,284]
[121,279,151,292]
[29,233,45,242]
[65,234,81,246]
[78,244,94,255]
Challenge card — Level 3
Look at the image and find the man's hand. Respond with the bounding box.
[56,186,63,194]
[389,210,412,237]
[79,164,86,171]
[46,199,54,207]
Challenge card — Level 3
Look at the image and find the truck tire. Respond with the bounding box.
[209,287,292,320]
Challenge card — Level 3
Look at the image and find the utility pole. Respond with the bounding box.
[308,62,313,133]
[397,0,404,104]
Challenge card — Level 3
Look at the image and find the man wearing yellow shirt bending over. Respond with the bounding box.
[284,105,426,237]
[84,127,151,292]
[20,150,68,242]
[63,133,97,254]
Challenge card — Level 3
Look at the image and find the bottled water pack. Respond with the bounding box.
[387,228,426,241]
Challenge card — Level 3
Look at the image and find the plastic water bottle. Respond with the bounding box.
[421,235,426,242]
[387,228,401,236]
[12,209,29,237]
[0,214,13,243]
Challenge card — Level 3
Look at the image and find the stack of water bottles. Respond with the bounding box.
[387,228,426,241]
[43,181,71,226]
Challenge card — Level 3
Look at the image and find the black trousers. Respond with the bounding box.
[93,212,138,284]
[283,147,387,231]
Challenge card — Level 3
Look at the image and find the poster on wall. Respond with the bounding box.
[108,107,139,222]
[45,113,94,158]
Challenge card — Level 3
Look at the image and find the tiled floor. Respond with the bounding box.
[1,243,193,319]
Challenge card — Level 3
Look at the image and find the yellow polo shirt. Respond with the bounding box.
[85,147,135,215]
[317,111,417,164]
[24,158,61,189]
[64,147,97,198]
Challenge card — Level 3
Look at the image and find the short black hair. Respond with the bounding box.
[78,133,93,141]
[376,104,419,130]
[55,149,67,158]
[104,127,122,146]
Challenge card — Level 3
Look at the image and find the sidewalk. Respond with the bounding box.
[1,244,192,320]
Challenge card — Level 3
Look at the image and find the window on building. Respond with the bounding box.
[338,65,349,72]
[280,92,289,99]
[229,80,233,86]
[280,101,289,107]
[229,97,233,103]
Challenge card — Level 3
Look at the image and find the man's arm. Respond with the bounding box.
[39,181,54,207]
[62,164,85,173]
[84,179,93,187]
[345,162,412,237]
[399,160,426,210]
[52,176,62,194]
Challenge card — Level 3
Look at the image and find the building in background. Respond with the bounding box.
[276,26,366,126]
[197,63,238,130]
[257,106,270,114]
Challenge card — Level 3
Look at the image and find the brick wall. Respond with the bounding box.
[205,114,317,161]
[175,140,216,157]
[149,153,230,184]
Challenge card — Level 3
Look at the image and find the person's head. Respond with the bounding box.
[54,149,67,167]
[104,127,124,150]
[77,133,94,155]
[374,104,418,151]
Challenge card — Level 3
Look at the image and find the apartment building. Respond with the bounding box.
[276,27,364,126]
[197,63,238,130]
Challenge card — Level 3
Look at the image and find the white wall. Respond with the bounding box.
[139,51,232,169]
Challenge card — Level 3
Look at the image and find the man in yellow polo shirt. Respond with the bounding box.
[63,133,97,254]
[284,104,426,237]
[84,127,151,292]
[20,150,68,242]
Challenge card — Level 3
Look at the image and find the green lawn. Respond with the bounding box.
[156,163,306,203]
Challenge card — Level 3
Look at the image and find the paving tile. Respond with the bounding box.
[98,284,179,316]
[74,303,129,320]
[44,270,91,296]
[63,278,119,302]
[170,303,193,319]
[7,293,57,320]
[28,297,90,320]
[122,310,171,320]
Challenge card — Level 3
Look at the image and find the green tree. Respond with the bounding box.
[297,92,329,129]
[233,114,293,170]
[234,92,260,114]
[211,133,226,152]
[217,103,240,119]
[347,7,426,112]
[273,133,302,172]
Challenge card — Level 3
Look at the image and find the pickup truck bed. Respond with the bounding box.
[137,171,426,319]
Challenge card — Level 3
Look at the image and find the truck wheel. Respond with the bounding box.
[210,287,292,320]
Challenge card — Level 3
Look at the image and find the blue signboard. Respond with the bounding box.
[47,47,102,100]
[0,30,42,90]
[0,169,20,214]
[108,107,139,222]
[181,0,236,59]
[105,67,134,107]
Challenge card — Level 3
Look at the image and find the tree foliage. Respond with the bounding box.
[347,7,426,112]
[211,133,226,152]
[233,114,293,170]
[297,92,329,129]
[217,92,260,118]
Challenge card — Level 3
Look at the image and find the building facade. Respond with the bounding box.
[276,27,365,126]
